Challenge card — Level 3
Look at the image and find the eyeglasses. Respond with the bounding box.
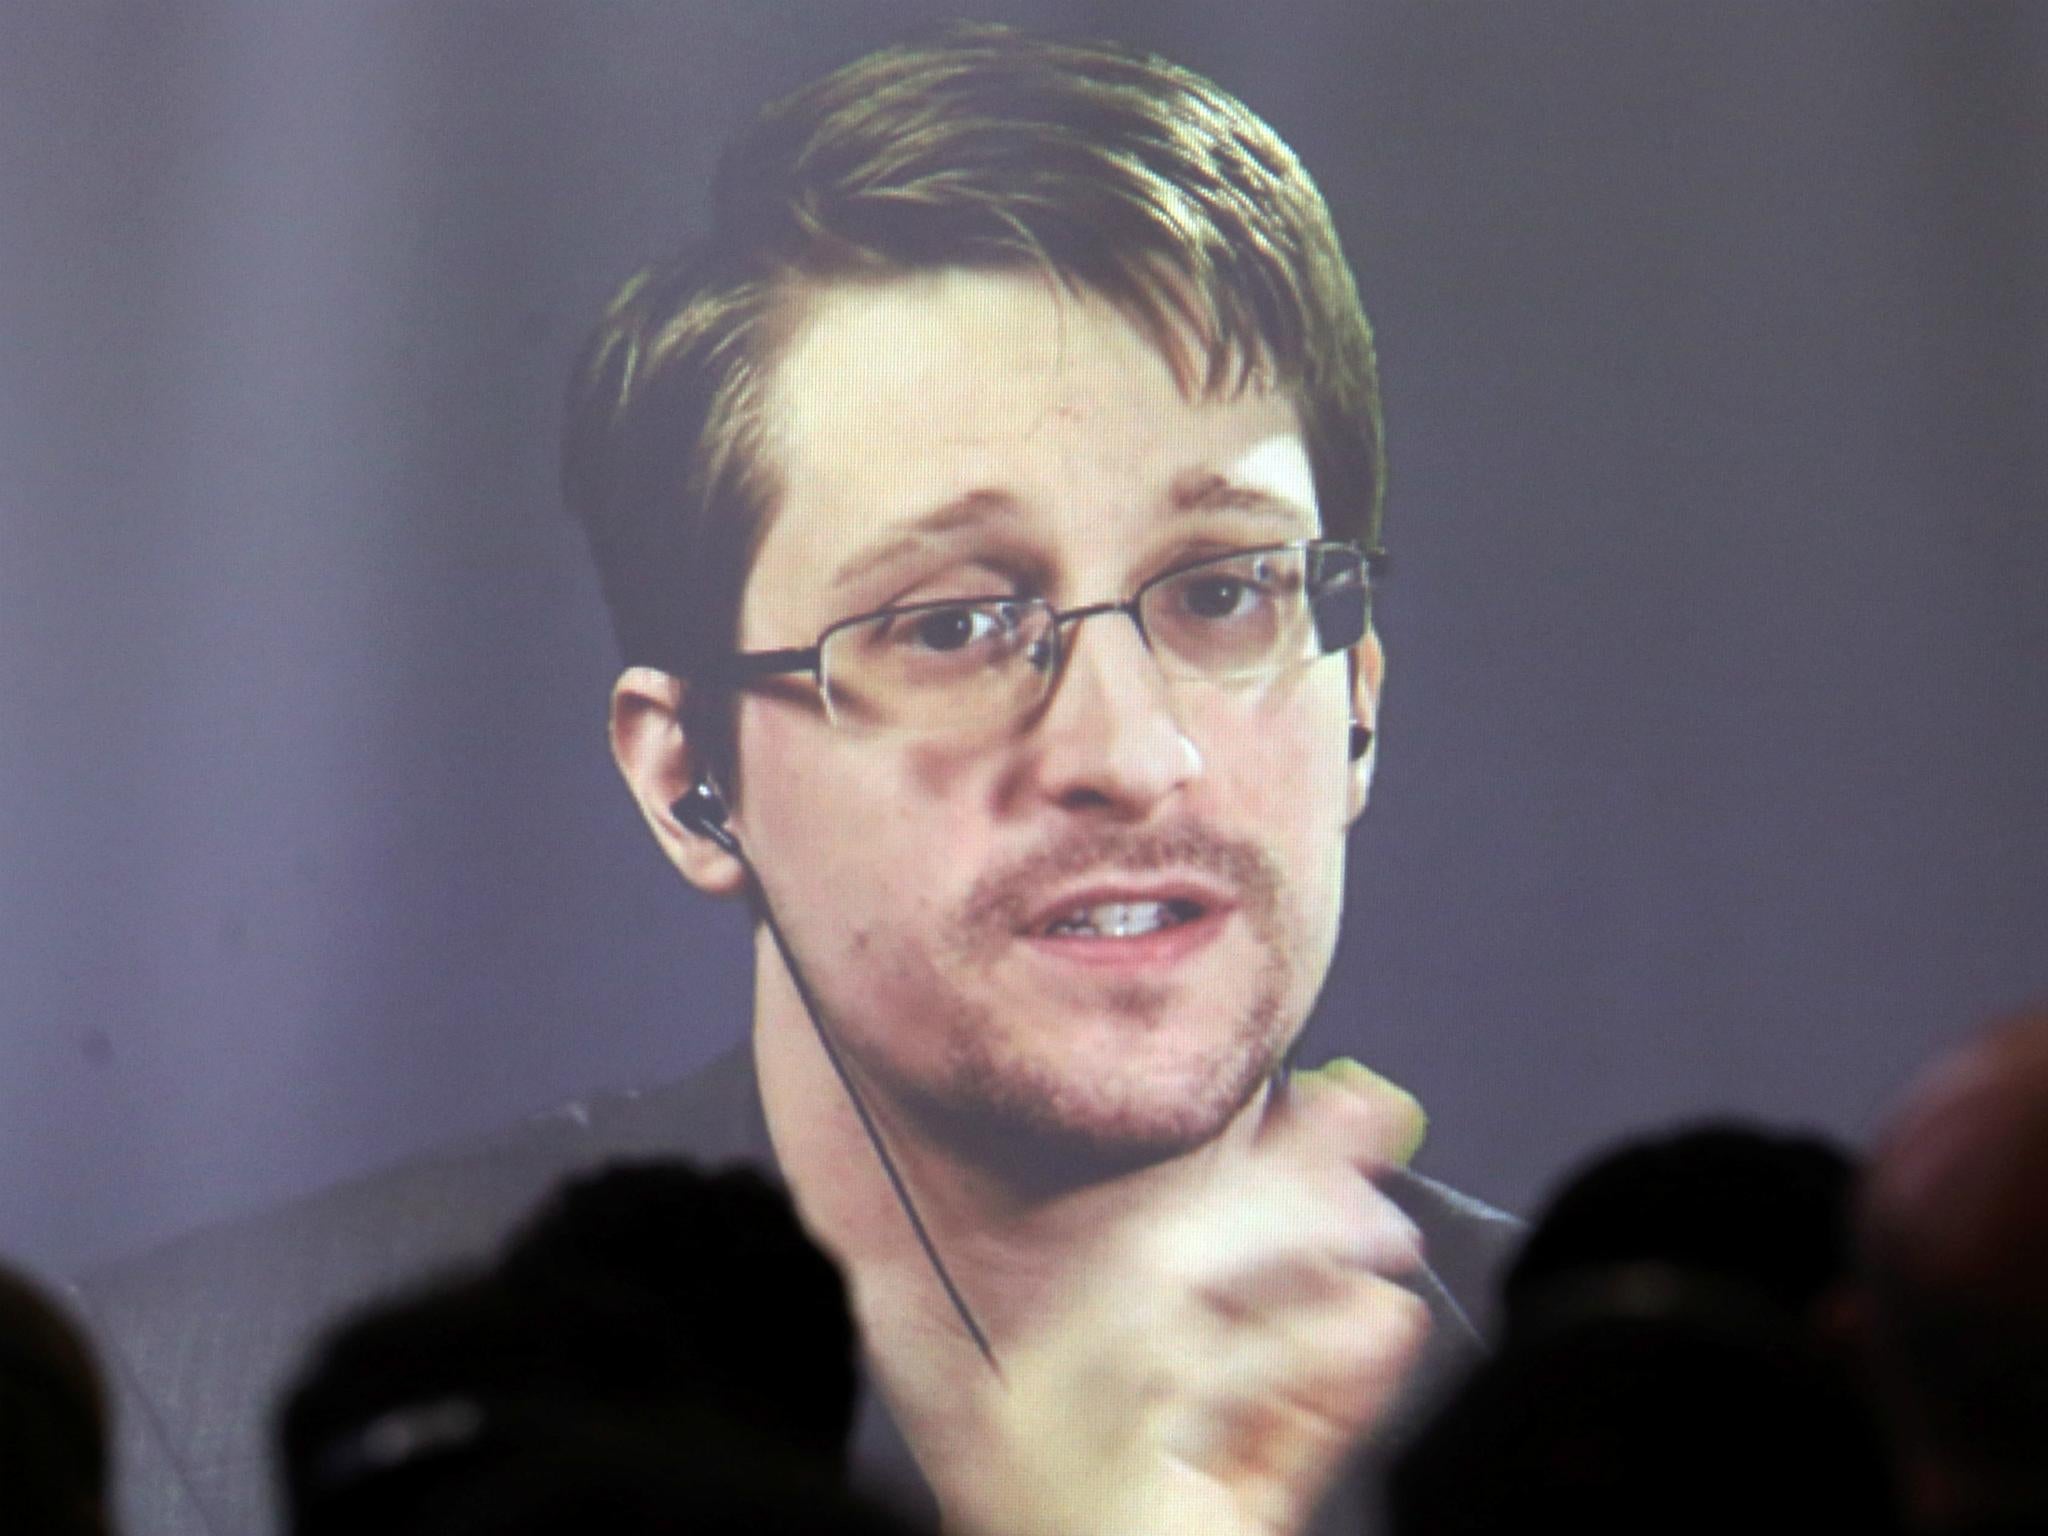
[704,539,1382,733]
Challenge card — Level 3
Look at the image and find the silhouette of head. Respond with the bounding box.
[280,1160,868,1536]
[1854,1006,2048,1531]
[1504,1119,1857,1332]
[0,1259,111,1536]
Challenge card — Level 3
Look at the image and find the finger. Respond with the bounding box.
[1230,1280,1431,1521]
[1167,1271,1432,1511]
[1149,1168,1423,1289]
[1257,1057,1427,1173]
[1187,1277,1425,1474]
[1182,1247,1431,1465]
[1193,1247,1354,1325]
[1192,1238,1430,1360]
[1240,1169,1424,1276]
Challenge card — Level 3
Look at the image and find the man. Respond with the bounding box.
[71,26,1515,1536]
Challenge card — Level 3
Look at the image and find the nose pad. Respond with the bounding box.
[1023,628,1059,676]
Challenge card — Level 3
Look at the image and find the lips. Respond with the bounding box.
[1021,877,1237,938]
[1044,898,1202,938]
[1020,903,1233,971]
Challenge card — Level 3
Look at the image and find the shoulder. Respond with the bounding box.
[70,1042,766,1536]
[1381,1167,1523,1340]
[78,1041,765,1336]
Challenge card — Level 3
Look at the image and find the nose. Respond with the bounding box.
[1024,607,1203,816]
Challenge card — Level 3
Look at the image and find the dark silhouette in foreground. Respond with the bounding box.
[1502,1119,1856,1333]
[1389,1120,1897,1535]
[0,1258,112,1536]
[277,1160,908,1535]
[1387,1267,1898,1535]
[1850,1006,2048,1535]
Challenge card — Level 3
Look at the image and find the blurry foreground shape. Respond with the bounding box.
[495,1161,858,1471]
[1502,1118,1857,1335]
[1854,1005,2048,1535]
[279,1159,911,1536]
[0,1259,112,1536]
[1385,1264,1899,1536]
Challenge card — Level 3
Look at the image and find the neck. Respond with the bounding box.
[750,940,1272,1367]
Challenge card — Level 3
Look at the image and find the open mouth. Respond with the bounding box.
[1040,898,1206,939]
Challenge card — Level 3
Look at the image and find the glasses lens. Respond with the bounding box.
[1141,546,1329,680]
[820,598,1053,730]
[1306,543,1368,652]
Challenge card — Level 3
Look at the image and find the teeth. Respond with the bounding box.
[1046,900,1191,938]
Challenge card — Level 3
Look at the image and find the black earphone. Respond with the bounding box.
[671,777,740,858]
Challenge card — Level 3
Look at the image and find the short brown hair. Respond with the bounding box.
[563,23,1385,764]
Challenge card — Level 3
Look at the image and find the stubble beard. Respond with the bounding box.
[859,824,1311,1188]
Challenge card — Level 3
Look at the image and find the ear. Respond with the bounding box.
[609,667,750,899]
[1346,627,1386,825]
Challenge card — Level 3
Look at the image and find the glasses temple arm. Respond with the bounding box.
[697,644,824,686]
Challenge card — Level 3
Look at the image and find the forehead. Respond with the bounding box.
[745,269,1316,620]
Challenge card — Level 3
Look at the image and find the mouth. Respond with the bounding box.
[1040,897,1205,938]
[1019,882,1235,969]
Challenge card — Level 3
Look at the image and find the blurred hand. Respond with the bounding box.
[948,1061,1431,1536]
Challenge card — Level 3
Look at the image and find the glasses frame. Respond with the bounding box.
[701,538,1387,729]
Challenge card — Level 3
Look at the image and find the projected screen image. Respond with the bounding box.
[3,7,2042,1536]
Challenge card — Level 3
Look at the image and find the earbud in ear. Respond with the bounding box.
[1348,721,1375,761]
[671,779,742,859]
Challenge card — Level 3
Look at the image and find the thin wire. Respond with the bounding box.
[755,892,1005,1379]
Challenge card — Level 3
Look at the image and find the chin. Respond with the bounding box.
[905,1014,1290,1186]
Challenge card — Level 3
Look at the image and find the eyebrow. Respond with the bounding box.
[829,489,1023,590]
[830,474,1314,591]
[1167,471,1316,526]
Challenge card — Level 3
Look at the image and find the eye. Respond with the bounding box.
[1179,575,1260,620]
[1165,554,1293,623]
[903,604,1001,652]
[869,600,1033,659]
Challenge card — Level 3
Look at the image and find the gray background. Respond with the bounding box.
[4,1,2044,1280]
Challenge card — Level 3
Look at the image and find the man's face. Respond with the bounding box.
[726,268,1378,1164]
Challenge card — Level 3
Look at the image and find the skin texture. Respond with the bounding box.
[611,268,1416,1536]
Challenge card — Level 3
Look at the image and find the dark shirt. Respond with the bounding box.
[67,1043,1519,1536]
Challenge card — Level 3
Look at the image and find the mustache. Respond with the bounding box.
[959,822,1285,940]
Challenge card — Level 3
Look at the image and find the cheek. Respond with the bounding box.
[1201,679,1353,910]
[1207,672,1352,820]
[736,705,995,922]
